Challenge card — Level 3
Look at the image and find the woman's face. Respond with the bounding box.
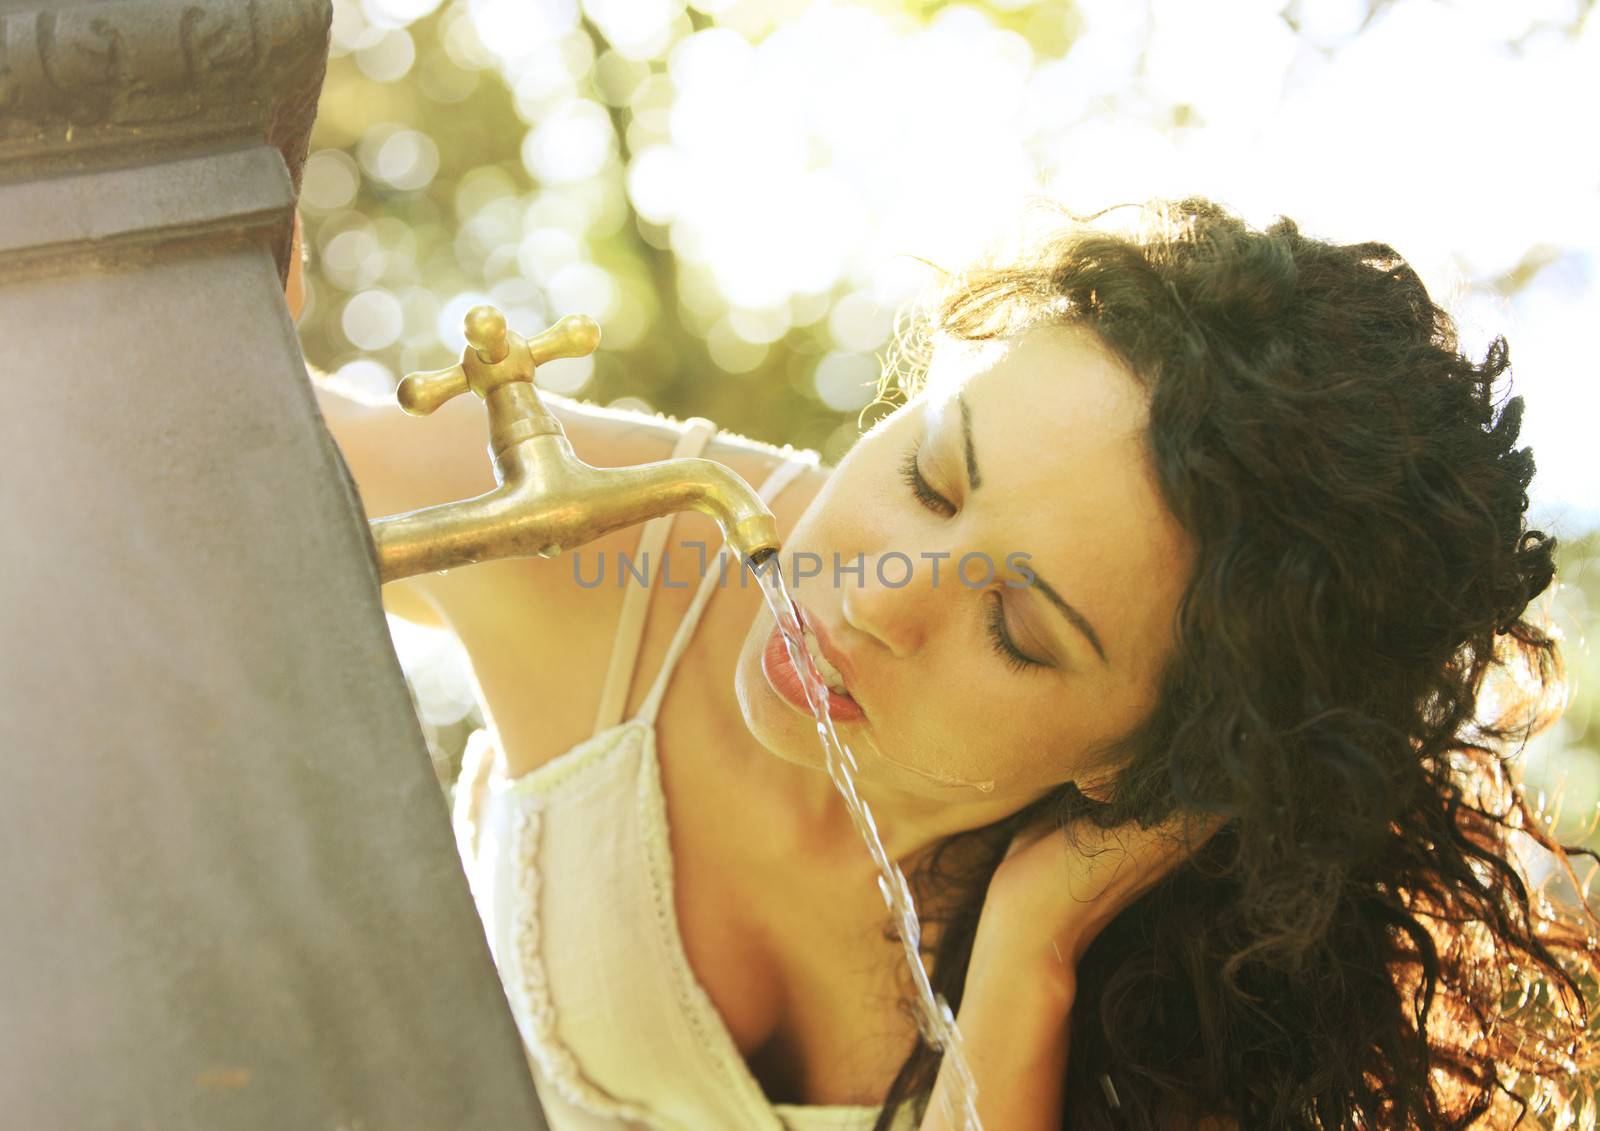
[733,322,1195,807]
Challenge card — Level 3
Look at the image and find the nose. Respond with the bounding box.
[840,551,943,659]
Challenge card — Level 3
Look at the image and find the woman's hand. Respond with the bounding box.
[921,808,1226,1131]
[970,806,1227,1002]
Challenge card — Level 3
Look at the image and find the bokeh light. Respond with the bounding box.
[298,0,1600,878]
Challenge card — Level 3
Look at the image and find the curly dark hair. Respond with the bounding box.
[865,196,1599,1130]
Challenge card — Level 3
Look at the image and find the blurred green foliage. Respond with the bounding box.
[302,0,1600,868]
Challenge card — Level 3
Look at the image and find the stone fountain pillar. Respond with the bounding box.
[0,3,548,1127]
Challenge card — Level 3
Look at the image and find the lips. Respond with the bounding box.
[762,611,866,723]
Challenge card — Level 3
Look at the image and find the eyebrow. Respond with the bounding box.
[956,391,1109,666]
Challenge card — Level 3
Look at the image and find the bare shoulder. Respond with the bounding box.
[315,360,830,782]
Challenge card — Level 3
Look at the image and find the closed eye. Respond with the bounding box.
[898,443,955,517]
[896,438,1050,673]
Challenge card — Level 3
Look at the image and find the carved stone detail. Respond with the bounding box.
[1,1,328,172]
[0,0,332,280]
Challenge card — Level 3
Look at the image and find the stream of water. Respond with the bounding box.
[748,558,985,1131]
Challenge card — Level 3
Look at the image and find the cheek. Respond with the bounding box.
[870,661,1044,783]
[792,458,909,559]
[782,491,872,584]
[899,666,1120,790]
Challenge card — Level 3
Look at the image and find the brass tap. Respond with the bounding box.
[368,305,782,586]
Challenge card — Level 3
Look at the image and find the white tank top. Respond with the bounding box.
[450,419,919,1131]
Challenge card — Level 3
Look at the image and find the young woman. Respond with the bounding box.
[301,197,1599,1130]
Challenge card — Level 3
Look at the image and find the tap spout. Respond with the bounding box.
[370,432,781,585]
[363,306,782,588]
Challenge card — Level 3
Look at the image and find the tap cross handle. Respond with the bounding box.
[464,306,511,364]
[523,311,602,368]
[396,305,601,416]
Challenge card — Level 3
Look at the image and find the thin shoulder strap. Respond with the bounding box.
[591,418,719,738]
[635,448,817,727]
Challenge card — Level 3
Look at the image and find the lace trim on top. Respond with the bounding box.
[486,714,900,1129]
[509,795,662,1124]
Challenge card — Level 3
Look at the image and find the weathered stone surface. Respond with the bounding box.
[0,3,550,1127]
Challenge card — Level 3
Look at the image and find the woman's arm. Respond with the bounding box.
[917,952,1075,1131]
